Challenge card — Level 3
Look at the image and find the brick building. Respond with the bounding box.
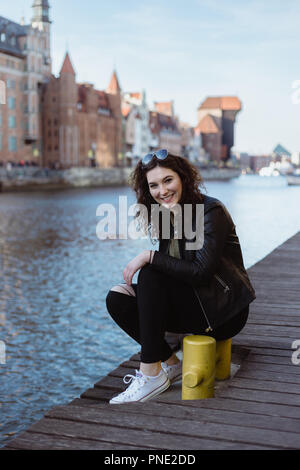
[196,96,241,163]
[41,53,122,168]
[122,90,150,165]
[149,101,182,155]
[0,0,51,165]
[0,1,122,168]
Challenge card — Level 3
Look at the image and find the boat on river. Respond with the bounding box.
[286,169,300,186]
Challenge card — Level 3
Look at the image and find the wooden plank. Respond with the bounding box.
[85,377,300,420]
[240,348,293,358]
[227,377,300,395]
[216,386,300,407]
[69,398,300,435]
[81,387,115,402]
[232,335,294,349]
[4,431,144,450]
[240,323,300,338]
[242,360,300,375]
[247,318,300,328]
[157,394,300,419]
[245,353,298,366]
[20,416,265,450]
[43,404,299,449]
[236,366,300,385]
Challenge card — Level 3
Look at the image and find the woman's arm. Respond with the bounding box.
[123,249,152,285]
[150,206,231,285]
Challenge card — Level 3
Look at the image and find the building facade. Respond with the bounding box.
[122,90,150,165]
[0,1,122,168]
[196,96,241,163]
[0,0,51,165]
[149,101,182,155]
[41,54,122,169]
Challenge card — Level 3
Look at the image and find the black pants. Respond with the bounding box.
[106,264,249,364]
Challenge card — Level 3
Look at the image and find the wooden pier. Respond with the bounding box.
[4,232,300,450]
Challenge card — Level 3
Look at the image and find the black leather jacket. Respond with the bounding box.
[151,194,256,331]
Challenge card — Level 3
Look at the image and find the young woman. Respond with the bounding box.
[106,150,255,404]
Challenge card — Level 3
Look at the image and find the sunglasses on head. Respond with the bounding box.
[142,149,168,167]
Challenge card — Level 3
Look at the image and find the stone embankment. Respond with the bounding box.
[0,166,241,192]
[0,167,133,192]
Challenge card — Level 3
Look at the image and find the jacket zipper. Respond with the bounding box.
[167,238,213,332]
[215,274,230,293]
[193,287,213,333]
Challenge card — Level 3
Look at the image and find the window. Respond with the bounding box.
[8,97,16,110]
[0,81,5,104]
[0,33,5,42]
[8,136,17,152]
[8,115,16,128]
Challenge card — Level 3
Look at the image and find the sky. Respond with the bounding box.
[1,0,300,155]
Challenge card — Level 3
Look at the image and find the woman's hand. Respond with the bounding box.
[123,250,151,285]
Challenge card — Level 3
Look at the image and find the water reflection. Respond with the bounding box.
[0,176,300,446]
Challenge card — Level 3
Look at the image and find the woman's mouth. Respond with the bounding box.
[161,193,175,204]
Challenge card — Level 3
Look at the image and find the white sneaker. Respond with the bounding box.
[161,360,182,383]
[109,369,170,404]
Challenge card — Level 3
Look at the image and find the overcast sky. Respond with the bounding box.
[2,0,300,155]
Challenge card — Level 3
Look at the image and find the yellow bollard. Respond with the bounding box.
[215,338,232,380]
[182,335,216,400]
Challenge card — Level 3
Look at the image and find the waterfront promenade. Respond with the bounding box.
[3,230,300,450]
[0,166,241,192]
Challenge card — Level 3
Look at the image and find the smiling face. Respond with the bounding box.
[146,165,183,208]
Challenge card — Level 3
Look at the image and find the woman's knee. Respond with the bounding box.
[137,264,165,285]
[110,284,136,297]
[106,285,136,318]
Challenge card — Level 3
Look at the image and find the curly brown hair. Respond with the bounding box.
[128,153,206,240]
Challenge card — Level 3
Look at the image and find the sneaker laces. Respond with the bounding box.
[120,370,147,399]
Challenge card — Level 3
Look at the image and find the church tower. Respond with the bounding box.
[58,52,79,167]
[32,0,51,25]
[106,70,122,166]
[31,0,51,73]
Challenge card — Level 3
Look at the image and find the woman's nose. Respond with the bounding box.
[160,185,168,196]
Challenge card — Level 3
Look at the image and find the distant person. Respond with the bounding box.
[106,150,256,404]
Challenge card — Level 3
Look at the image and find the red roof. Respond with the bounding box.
[107,70,121,94]
[154,101,173,116]
[77,85,111,111]
[196,114,220,134]
[149,111,180,135]
[60,52,75,75]
[199,96,241,111]
[129,92,141,99]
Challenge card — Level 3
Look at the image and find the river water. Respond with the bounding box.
[0,174,300,447]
